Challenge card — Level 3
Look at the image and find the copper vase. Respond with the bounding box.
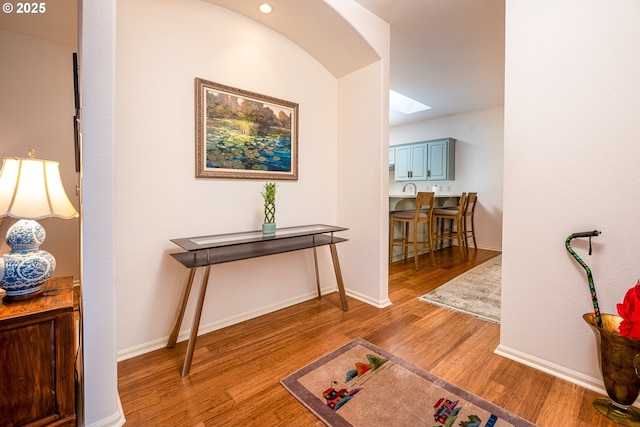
[584,313,640,426]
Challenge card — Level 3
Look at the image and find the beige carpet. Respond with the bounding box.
[419,255,501,323]
[281,338,535,427]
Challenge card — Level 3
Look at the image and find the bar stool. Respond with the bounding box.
[389,191,436,270]
[433,192,468,255]
[463,192,478,250]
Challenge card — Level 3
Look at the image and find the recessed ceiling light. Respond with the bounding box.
[258,3,273,14]
[389,90,431,114]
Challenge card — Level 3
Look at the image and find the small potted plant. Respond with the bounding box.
[261,182,277,234]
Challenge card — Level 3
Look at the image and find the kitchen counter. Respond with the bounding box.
[389,193,461,198]
[389,193,461,211]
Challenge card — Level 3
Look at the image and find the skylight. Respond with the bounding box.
[389,90,431,114]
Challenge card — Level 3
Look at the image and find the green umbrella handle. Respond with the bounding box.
[565,230,602,329]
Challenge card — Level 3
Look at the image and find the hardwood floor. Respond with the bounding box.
[118,247,619,427]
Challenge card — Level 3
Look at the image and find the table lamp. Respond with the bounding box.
[0,149,79,302]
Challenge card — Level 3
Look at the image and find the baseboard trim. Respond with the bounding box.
[494,344,606,396]
[86,395,126,427]
[117,287,391,361]
[346,288,392,308]
[117,289,325,361]
[391,245,501,262]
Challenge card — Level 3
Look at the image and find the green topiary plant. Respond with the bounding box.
[261,182,277,224]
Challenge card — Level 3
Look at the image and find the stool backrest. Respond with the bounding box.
[465,192,477,217]
[414,191,435,220]
[455,192,468,219]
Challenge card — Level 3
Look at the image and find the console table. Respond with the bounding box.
[167,224,349,376]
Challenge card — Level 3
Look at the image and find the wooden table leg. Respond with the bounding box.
[167,268,196,348]
[329,243,349,311]
[181,265,212,377]
[313,247,321,298]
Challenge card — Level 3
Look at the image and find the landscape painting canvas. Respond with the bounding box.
[195,78,298,180]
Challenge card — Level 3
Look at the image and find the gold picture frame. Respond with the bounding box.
[195,78,298,180]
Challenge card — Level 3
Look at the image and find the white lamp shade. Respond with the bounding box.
[0,157,78,220]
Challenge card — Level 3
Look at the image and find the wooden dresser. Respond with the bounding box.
[0,276,76,427]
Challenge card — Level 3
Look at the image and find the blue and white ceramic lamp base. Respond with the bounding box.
[0,219,56,302]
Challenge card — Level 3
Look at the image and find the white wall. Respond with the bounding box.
[82,0,388,423]
[330,0,391,310]
[0,29,80,280]
[338,62,391,307]
[114,0,389,354]
[81,0,123,425]
[114,0,341,354]
[390,106,504,251]
[499,0,640,395]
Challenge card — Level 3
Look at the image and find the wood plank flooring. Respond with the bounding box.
[118,247,620,427]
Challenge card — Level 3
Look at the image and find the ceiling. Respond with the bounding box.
[202,0,505,126]
[0,0,505,127]
[0,0,77,47]
[354,0,505,125]
[202,0,380,79]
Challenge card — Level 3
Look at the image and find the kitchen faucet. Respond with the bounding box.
[402,183,416,194]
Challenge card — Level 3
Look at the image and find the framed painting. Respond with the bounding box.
[195,78,299,180]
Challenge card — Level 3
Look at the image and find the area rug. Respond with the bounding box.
[281,338,536,427]
[419,254,501,323]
